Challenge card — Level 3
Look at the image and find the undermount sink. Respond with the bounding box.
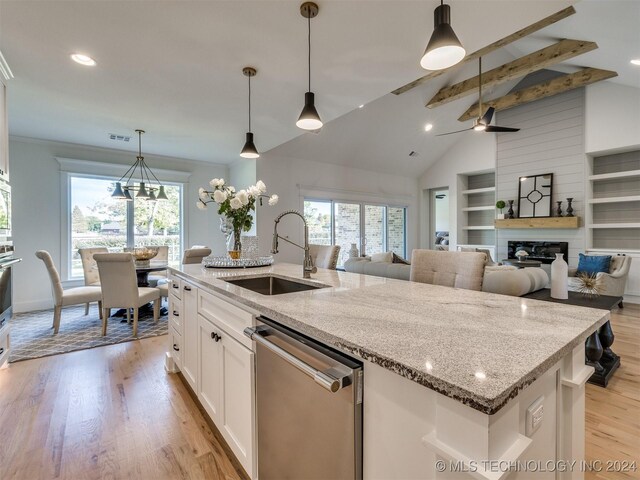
[224,275,328,296]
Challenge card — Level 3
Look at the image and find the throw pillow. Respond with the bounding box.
[370,252,393,263]
[392,253,410,265]
[576,254,611,276]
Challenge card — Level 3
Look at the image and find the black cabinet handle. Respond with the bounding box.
[0,318,5,328]
[172,311,179,317]
[172,283,179,289]
[173,344,180,352]
[211,332,221,342]
[0,347,4,355]
[184,285,192,291]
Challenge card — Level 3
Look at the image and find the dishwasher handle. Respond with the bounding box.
[244,326,342,393]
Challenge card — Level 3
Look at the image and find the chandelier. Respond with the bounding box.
[112,129,168,201]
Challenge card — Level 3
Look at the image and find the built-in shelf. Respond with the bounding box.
[461,186,496,195]
[461,205,494,212]
[495,217,580,229]
[586,248,640,254]
[588,169,640,182]
[588,195,640,204]
[588,223,640,229]
[463,226,495,231]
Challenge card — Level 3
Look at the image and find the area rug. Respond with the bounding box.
[9,304,168,363]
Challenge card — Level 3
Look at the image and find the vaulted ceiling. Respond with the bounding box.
[1,0,578,167]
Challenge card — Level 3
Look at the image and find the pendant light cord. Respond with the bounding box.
[248,74,252,133]
[307,14,311,93]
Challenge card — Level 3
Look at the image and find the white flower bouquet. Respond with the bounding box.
[197,179,278,258]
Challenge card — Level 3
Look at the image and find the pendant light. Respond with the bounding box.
[296,2,323,131]
[420,0,466,71]
[240,67,259,159]
[112,129,168,201]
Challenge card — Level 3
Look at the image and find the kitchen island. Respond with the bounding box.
[166,263,608,480]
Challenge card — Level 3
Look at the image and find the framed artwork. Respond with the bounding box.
[517,173,553,218]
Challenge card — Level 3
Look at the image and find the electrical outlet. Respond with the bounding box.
[526,396,544,437]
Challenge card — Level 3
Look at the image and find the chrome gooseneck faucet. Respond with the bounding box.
[271,210,317,279]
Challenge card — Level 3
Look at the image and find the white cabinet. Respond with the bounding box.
[167,274,256,478]
[181,281,198,390]
[198,314,222,423]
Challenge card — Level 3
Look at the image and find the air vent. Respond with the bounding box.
[109,134,131,142]
[409,151,419,157]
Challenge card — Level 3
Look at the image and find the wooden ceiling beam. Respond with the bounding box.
[391,5,576,96]
[457,68,618,122]
[426,39,598,108]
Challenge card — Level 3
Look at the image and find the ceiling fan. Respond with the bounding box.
[437,57,520,136]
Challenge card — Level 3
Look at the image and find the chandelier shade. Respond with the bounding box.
[420,2,465,71]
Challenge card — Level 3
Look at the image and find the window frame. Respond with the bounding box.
[62,170,185,282]
[303,197,408,260]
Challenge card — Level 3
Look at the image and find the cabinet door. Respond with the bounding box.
[197,315,222,423]
[181,282,198,390]
[220,332,255,478]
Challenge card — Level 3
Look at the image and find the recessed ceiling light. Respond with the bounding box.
[70,53,96,66]
[424,123,433,132]
[358,104,364,109]
[631,59,640,66]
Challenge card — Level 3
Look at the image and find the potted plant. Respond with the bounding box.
[496,200,506,219]
[197,179,278,259]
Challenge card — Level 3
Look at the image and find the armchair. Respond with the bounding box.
[568,255,632,307]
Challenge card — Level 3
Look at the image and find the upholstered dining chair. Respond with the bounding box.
[182,247,212,264]
[94,253,161,337]
[78,247,108,315]
[148,245,170,286]
[410,250,486,291]
[309,244,341,270]
[36,250,103,334]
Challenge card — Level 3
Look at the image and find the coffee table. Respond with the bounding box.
[523,289,622,387]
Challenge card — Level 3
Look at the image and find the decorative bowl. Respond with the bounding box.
[124,246,159,266]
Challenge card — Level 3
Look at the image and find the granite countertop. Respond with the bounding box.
[169,262,609,415]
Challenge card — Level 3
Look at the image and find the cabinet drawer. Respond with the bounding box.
[0,328,9,367]
[169,300,182,332]
[169,326,182,369]
[169,276,182,299]
[198,289,253,349]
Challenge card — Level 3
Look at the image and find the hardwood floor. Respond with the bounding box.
[0,305,637,480]
[0,336,243,480]
[586,303,640,480]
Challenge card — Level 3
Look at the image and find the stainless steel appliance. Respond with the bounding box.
[245,317,363,480]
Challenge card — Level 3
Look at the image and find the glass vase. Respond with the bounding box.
[227,226,242,260]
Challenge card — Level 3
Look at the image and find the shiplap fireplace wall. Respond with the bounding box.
[495,88,586,267]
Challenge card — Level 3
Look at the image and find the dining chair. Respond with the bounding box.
[410,250,486,291]
[182,247,212,264]
[148,245,170,286]
[309,244,341,270]
[35,250,103,334]
[78,247,108,315]
[94,253,161,337]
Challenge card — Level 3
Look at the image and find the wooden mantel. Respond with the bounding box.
[495,217,580,229]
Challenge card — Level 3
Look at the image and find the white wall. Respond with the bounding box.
[434,191,449,232]
[418,134,496,249]
[10,137,228,312]
[256,152,419,264]
[229,159,257,235]
[585,82,640,154]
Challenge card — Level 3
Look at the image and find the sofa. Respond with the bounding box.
[344,254,549,297]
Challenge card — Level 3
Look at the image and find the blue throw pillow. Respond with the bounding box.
[576,254,611,275]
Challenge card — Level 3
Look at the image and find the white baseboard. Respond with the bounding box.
[14,299,53,314]
[622,294,639,305]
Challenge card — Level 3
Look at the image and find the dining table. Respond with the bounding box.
[135,261,169,287]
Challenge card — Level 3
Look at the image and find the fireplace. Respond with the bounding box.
[507,241,568,264]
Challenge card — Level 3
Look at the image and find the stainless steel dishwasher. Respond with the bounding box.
[244,316,363,480]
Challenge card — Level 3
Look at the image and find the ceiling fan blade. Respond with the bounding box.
[436,127,472,137]
[481,107,495,125]
[485,125,520,133]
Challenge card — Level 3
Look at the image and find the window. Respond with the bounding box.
[304,199,407,267]
[69,175,183,279]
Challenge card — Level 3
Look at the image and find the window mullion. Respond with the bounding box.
[126,199,135,247]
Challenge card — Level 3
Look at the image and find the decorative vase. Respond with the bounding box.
[227,226,242,260]
[348,243,359,258]
[507,200,515,219]
[566,198,574,217]
[550,253,568,299]
[556,201,563,217]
